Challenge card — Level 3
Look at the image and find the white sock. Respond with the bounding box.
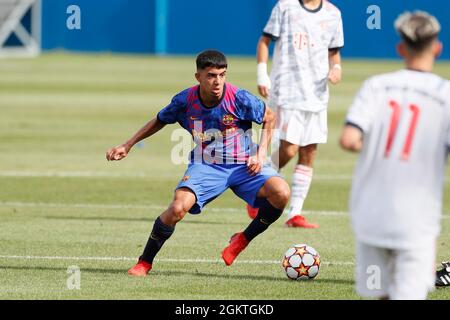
[287,165,313,220]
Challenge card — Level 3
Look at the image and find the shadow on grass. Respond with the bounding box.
[44,215,243,226]
[0,265,353,285]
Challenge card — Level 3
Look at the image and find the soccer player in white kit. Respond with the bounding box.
[250,0,344,228]
[340,11,448,300]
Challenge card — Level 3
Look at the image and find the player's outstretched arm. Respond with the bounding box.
[328,49,342,85]
[256,35,272,98]
[106,117,166,161]
[340,125,363,152]
[247,106,276,175]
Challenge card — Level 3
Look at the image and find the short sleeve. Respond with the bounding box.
[345,79,376,133]
[235,90,266,125]
[263,2,282,41]
[329,14,344,49]
[157,91,186,124]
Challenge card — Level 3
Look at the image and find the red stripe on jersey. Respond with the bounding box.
[401,104,420,161]
[384,100,402,158]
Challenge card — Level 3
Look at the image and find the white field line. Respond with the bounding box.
[0,201,347,216]
[3,171,450,182]
[0,171,151,178]
[1,201,450,219]
[0,254,354,266]
[0,170,353,180]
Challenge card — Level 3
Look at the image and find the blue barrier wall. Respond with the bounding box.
[42,0,155,53]
[338,0,450,59]
[164,0,277,55]
[41,0,450,59]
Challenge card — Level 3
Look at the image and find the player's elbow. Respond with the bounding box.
[258,35,271,47]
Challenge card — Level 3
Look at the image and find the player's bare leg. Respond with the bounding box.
[269,141,319,228]
[246,140,297,219]
[159,188,196,226]
[128,188,196,276]
[223,177,290,266]
[272,140,300,170]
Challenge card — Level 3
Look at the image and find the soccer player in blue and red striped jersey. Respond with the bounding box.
[106,50,290,276]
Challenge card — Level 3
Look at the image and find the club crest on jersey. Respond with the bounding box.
[182,175,190,182]
[222,114,236,126]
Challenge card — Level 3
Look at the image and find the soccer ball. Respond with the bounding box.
[282,244,320,280]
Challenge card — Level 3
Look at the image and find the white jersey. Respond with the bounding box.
[263,0,344,112]
[346,69,450,249]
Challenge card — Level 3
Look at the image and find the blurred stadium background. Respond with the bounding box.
[0,0,449,300]
[1,0,449,58]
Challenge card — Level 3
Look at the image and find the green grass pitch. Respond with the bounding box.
[0,53,449,300]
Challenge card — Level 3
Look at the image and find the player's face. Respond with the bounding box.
[196,67,227,101]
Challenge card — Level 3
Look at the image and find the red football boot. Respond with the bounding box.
[285,215,319,228]
[221,232,249,266]
[128,259,152,276]
[246,204,259,219]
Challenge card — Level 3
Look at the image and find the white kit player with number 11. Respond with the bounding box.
[340,11,449,300]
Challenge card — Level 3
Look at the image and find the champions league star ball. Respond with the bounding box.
[282,244,320,280]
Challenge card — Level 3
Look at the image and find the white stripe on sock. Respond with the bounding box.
[287,165,313,220]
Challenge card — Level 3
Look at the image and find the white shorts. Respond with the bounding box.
[275,108,327,147]
[355,241,436,300]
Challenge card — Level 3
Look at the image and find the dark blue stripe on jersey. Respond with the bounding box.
[345,121,365,134]
[329,46,344,51]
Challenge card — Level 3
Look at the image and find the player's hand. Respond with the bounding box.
[328,65,342,85]
[246,155,264,176]
[106,144,130,161]
[258,85,270,99]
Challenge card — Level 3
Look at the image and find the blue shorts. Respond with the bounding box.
[176,163,280,214]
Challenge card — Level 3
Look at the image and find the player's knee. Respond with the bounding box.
[298,145,317,166]
[270,181,290,208]
[168,201,187,223]
[279,184,291,206]
[284,145,298,160]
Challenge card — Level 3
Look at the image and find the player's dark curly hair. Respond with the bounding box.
[196,50,228,70]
